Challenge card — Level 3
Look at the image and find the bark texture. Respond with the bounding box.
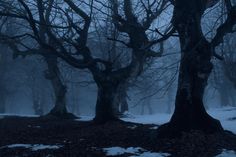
[158,0,224,137]
[93,76,120,123]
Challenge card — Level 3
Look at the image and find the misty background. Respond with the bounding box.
[0,0,235,117]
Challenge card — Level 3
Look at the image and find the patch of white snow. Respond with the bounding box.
[103,147,143,156]
[121,113,171,125]
[0,144,62,151]
[7,144,32,149]
[31,144,62,151]
[215,149,236,157]
[103,147,170,157]
[130,152,170,157]
[0,113,39,118]
[208,107,236,134]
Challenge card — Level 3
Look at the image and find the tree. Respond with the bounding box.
[0,0,124,122]
[0,0,75,118]
[158,0,236,136]
[108,0,172,114]
[0,0,173,123]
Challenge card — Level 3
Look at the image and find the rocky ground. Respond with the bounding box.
[0,116,236,157]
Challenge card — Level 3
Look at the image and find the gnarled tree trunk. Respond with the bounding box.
[93,75,120,123]
[158,0,223,136]
[44,56,74,118]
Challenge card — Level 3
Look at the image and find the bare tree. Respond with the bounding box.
[108,0,173,114]
[158,0,236,136]
[0,0,172,123]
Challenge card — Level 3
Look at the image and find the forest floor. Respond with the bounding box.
[0,108,236,157]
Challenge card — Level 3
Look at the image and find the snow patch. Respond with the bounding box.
[207,107,236,134]
[121,107,236,134]
[7,144,32,149]
[121,113,171,125]
[31,144,62,151]
[0,144,62,151]
[0,113,39,118]
[215,149,236,157]
[130,152,170,157]
[103,147,143,156]
[56,107,236,134]
[103,147,170,157]
[121,111,136,118]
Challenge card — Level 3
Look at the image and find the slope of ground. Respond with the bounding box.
[0,107,235,157]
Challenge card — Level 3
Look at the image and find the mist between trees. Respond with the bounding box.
[0,0,235,131]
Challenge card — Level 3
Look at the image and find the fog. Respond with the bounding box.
[0,0,235,117]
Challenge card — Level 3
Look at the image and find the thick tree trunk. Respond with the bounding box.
[158,0,223,136]
[92,23,147,123]
[93,79,120,123]
[44,56,75,118]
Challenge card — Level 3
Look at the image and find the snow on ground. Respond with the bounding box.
[121,113,171,126]
[215,149,236,157]
[103,147,143,156]
[0,113,39,119]
[0,144,63,151]
[207,107,236,134]
[121,107,236,134]
[1,107,235,133]
[130,152,170,157]
[6,144,31,149]
[77,107,236,133]
[103,147,170,157]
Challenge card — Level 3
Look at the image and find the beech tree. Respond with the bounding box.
[0,0,75,118]
[0,0,173,123]
[108,0,172,114]
[158,0,236,136]
[0,0,126,122]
